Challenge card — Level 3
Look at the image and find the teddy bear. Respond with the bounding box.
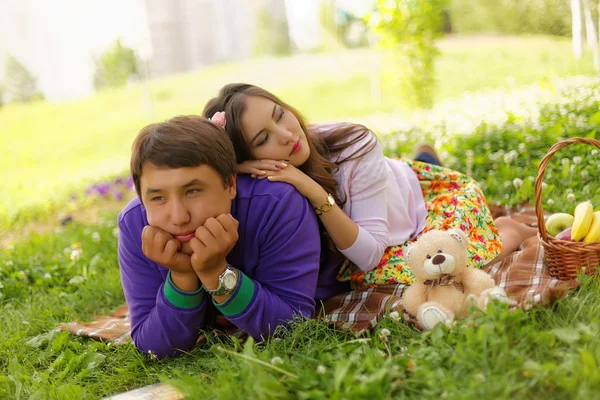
[402,229,508,330]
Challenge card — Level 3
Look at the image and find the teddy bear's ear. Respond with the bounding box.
[448,229,469,248]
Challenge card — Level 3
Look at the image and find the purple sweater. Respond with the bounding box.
[118,175,347,357]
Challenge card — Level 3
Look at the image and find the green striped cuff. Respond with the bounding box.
[214,271,255,316]
[164,271,204,309]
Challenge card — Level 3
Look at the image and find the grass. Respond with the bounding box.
[1,216,600,399]
[1,35,597,230]
[2,35,600,398]
[2,76,600,398]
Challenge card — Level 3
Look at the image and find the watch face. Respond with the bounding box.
[223,270,237,290]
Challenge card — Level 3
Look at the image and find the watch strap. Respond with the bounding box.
[314,193,335,215]
[203,265,238,296]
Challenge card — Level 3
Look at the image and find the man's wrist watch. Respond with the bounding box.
[203,265,238,296]
[314,193,335,215]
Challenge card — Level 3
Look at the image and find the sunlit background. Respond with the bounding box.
[0,0,597,233]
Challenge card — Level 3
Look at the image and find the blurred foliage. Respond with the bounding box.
[253,7,292,56]
[448,0,574,36]
[93,39,139,90]
[3,54,44,103]
[369,0,449,109]
[380,80,600,212]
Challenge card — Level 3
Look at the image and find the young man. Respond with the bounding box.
[118,115,344,358]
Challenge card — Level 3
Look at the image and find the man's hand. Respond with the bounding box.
[141,226,193,273]
[190,214,239,276]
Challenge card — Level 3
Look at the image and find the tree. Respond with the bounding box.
[572,0,584,59]
[582,0,599,70]
[252,1,292,57]
[3,54,42,103]
[369,0,448,109]
[93,39,139,90]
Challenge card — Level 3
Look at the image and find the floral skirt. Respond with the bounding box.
[337,159,502,289]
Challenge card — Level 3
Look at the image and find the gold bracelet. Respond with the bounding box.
[314,193,335,215]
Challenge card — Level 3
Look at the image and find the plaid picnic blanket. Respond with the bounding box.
[58,205,579,343]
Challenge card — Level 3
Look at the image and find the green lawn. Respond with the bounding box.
[1,73,600,398]
[0,35,596,229]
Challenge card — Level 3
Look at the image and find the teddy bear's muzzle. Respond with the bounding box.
[424,253,456,275]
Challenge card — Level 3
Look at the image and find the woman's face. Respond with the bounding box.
[239,96,310,166]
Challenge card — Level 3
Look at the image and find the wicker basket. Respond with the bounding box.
[535,137,600,280]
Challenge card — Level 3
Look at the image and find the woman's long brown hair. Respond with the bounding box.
[203,83,377,256]
[203,83,377,207]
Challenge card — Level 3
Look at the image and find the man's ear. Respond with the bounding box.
[227,175,237,200]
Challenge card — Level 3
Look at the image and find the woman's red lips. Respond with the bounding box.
[290,140,301,155]
[175,232,195,242]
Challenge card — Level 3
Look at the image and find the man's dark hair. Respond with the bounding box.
[131,115,237,198]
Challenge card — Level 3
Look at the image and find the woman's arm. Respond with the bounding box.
[264,137,393,270]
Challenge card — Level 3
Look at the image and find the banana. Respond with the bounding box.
[571,201,594,241]
[583,211,600,243]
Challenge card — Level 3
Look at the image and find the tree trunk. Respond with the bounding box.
[572,0,584,59]
[583,0,600,70]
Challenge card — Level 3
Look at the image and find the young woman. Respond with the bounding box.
[203,83,536,289]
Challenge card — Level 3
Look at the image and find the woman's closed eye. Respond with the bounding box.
[277,107,285,122]
[257,133,269,146]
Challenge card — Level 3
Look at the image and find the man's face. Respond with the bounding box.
[140,163,236,255]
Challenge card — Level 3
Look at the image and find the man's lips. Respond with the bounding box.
[290,140,301,155]
[174,232,195,242]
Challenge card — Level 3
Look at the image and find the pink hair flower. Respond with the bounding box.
[210,111,227,128]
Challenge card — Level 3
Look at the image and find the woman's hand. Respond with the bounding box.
[262,164,325,203]
[238,160,289,177]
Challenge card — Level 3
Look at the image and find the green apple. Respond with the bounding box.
[545,213,575,237]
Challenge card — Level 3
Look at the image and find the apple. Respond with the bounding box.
[545,213,575,237]
[556,227,573,241]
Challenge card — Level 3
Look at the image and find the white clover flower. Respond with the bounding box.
[504,181,511,188]
[592,149,598,156]
[378,328,391,342]
[542,182,548,190]
[113,227,120,238]
[70,248,83,262]
[518,143,526,153]
[317,365,327,374]
[44,272,51,279]
[4,260,13,266]
[270,356,284,365]
[573,156,582,165]
[567,193,576,203]
[91,232,101,243]
[582,170,589,180]
[513,178,523,189]
[561,158,570,166]
[388,311,401,322]
[69,275,85,285]
[503,150,519,164]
